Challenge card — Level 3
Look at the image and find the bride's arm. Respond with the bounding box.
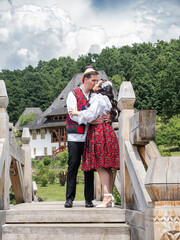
[69,108,80,117]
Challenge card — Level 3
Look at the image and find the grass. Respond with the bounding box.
[36,182,84,202]
[36,180,121,205]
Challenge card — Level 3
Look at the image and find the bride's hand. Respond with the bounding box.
[69,108,79,117]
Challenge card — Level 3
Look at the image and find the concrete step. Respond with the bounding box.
[2,201,130,240]
[6,201,126,223]
[2,223,130,240]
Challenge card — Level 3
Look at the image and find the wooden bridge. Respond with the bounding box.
[0,80,180,240]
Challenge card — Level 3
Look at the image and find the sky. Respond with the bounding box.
[0,0,179,71]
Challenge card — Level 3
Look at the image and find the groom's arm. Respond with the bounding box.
[66,91,78,122]
[90,112,111,125]
[90,117,104,125]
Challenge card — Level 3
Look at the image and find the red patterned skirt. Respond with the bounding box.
[82,122,120,171]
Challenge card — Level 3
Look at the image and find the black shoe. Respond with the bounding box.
[64,199,73,208]
[85,200,94,208]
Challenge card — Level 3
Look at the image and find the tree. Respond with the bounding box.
[110,74,126,91]
[155,115,180,149]
[19,113,35,127]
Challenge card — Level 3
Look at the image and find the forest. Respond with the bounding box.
[0,39,179,152]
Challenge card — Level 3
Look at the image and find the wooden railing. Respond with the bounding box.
[0,80,32,210]
[116,81,180,240]
[52,146,66,156]
[0,79,179,240]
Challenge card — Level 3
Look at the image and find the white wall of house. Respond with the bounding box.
[30,129,59,158]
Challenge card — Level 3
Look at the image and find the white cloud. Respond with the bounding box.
[0,0,179,70]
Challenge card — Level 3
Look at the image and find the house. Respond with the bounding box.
[19,70,119,159]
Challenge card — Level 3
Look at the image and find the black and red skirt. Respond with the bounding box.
[82,122,120,171]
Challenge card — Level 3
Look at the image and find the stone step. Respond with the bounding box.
[2,223,130,240]
[6,201,126,223]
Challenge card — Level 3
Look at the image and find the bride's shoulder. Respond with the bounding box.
[89,93,99,101]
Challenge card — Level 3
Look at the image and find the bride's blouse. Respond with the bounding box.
[78,93,112,125]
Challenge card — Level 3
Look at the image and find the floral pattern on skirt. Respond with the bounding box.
[82,122,120,171]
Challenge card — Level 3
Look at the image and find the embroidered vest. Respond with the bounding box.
[66,88,90,134]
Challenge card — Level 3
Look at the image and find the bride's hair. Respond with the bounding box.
[97,83,119,122]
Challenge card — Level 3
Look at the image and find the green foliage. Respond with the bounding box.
[43,157,52,166]
[37,161,45,169]
[57,170,67,186]
[17,140,22,147]
[55,149,68,167]
[10,187,16,205]
[157,146,172,157]
[14,128,22,137]
[40,174,49,187]
[76,175,84,184]
[31,159,37,168]
[35,161,50,186]
[48,170,56,184]
[110,74,126,90]
[113,186,121,205]
[19,113,35,127]
[156,115,180,149]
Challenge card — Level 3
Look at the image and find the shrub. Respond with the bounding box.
[37,161,44,169]
[40,174,49,187]
[55,149,68,167]
[36,161,49,186]
[43,157,51,166]
[32,159,37,168]
[32,169,40,184]
[49,170,56,184]
[57,170,67,186]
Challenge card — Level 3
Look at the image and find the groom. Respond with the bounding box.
[65,66,104,208]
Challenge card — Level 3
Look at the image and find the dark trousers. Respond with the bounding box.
[66,141,94,201]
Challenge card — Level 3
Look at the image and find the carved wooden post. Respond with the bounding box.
[0,80,10,210]
[22,128,32,203]
[145,156,180,240]
[118,81,135,208]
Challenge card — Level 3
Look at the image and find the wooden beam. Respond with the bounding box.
[10,158,25,204]
[137,146,150,169]
[0,139,5,178]
[22,128,32,203]
[9,137,25,166]
[0,107,10,210]
[125,141,151,212]
[130,110,156,146]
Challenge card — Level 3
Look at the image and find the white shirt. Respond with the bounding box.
[66,87,90,142]
[78,93,112,125]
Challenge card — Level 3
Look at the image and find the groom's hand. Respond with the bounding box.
[90,117,104,124]
[102,112,111,123]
